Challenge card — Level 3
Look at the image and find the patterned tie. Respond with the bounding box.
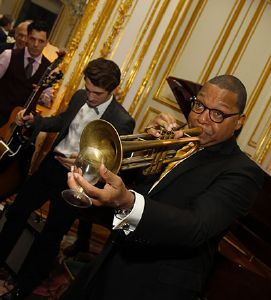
[158,142,202,179]
[25,57,35,79]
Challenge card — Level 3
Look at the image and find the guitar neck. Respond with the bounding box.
[23,86,46,116]
[22,53,65,117]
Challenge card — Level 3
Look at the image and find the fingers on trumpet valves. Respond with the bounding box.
[144,125,160,137]
[144,124,176,138]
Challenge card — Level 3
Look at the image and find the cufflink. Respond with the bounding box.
[115,208,132,220]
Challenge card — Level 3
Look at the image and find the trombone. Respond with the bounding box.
[80,119,202,176]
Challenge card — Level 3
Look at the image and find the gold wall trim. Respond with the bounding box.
[100,0,134,58]
[142,0,205,115]
[108,0,138,60]
[216,0,254,75]
[120,0,158,95]
[200,0,245,82]
[123,0,171,107]
[120,0,150,81]
[60,0,117,109]
[225,0,266,75]
[254,96,271,163]
[248,55,271,149]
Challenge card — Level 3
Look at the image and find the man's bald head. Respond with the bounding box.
[14,20,32,49]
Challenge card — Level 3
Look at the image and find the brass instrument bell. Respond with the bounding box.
[80,119,202,175]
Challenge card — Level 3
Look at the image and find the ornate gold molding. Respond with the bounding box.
[123,0,169,108]
[248,55,271,149]
[200,0,246,82]
[254,106,271,164]
[216,0,254,75]
[120,0,153,84]
[135,0,205,117]
[59,0,117,110]
[100,0,133,58]
[226,0,266,75]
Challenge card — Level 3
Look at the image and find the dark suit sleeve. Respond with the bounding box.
[127,159,264,250]
[33,90,85,133]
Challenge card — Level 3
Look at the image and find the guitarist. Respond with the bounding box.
[0,20,51,199]
[0,20,51,127]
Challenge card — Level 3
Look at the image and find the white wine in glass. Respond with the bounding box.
[62,146,105,208]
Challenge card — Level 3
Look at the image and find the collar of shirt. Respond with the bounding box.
[88,94,113,116]
[24,47,42,67]
[53,95,113,157]
[0,49,12,78]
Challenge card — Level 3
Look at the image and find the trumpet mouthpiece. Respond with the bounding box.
[183,127,202,136]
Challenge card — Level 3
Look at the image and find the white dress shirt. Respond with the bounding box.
[54,96,113,157]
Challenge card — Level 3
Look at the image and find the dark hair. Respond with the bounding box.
[0,15,13,27]
[27,20,50,39]
[208,75,247,113]
[83,58,121,92]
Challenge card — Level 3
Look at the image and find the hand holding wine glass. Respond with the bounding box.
[62,146,105,208]
[67,163,135,210]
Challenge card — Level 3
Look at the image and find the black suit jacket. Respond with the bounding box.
[0,42,14,54]
[63,137,265,300]
[33,89,135,147]
[0,28,7,44]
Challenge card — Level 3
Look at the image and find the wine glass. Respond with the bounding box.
[62,146,105,208]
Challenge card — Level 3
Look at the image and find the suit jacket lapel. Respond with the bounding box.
[66,93,86,126]
[148,137,238,197]
[148,149,206,196]
[100,97,117,121]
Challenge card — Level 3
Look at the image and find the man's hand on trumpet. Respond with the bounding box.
[144,112,184,139]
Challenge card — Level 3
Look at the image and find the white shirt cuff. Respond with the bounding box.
[113,190,145,234]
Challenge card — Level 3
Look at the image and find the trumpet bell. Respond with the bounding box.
[80,119,123,174]
[80,119,201,176]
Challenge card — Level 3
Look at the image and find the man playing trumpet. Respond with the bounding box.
[62,75,265,300]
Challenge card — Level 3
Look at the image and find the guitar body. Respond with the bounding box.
[0,106,23,158]
[0,144,35,201]
[0,107,36,200]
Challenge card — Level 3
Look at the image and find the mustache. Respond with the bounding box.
[190,122,212,136]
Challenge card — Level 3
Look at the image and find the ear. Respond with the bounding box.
[235,114,246,131]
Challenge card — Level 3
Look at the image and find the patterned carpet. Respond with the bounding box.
[30,223,110,299]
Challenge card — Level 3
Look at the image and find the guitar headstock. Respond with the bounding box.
[39,51,66,89]
[24,51,66,114]
[41,71,64,89]
[47,51,66,73]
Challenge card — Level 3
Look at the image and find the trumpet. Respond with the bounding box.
[80,119,202,175]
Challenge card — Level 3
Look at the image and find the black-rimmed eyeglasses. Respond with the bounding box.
[190,97,240,123]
